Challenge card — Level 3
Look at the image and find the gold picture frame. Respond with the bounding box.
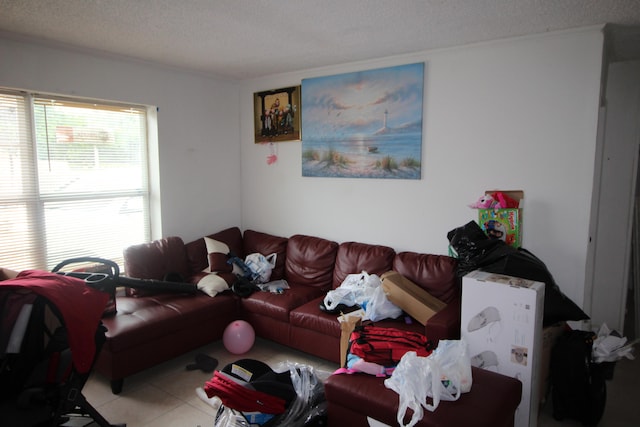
[254,86,301,143]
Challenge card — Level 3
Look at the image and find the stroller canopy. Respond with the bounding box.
[1,270,109,373]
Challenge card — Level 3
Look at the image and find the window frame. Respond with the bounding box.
[0,88,153,271]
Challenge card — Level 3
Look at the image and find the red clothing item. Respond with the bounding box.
[0,270,109,373]
[204,371,287,414]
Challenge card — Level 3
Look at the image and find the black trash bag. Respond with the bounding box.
[551,330,606,426]
[447,220,511,275]
[448,221,589,327]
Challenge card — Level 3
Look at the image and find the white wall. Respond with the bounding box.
[240,27,605,311]
[0,28,608,316]
[0,36,241,243]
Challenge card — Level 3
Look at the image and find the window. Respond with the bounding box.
[0,89,150,271]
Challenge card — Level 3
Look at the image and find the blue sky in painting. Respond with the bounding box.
[301,63,424,140]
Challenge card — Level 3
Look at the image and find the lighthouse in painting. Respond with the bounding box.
[383,109,388,129]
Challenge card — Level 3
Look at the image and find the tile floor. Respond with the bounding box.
[76,338,639,427]
[77,338,338,427]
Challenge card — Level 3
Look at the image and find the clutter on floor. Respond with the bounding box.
[203,358,329,427]
[186,353,219,373]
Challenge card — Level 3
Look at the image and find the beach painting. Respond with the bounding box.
[301,63,424,179]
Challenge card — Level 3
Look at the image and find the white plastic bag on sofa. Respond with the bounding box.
[323,271,378,311]
[384,339,473,427]
[244,253,277,284]
[384,351,441,427]
[363,283,402,322]
[430,338,473,394]
[354,272,382,305]
[323,287,357,311]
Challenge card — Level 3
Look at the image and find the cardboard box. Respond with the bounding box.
[538,322,566,405]
[461,270,545,427]
[337,309,365,368]
[478,190,523,248]
[381,271,446,326]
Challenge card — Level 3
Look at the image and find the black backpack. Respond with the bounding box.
[550,329,606,426]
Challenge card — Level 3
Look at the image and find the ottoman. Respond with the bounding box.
[325,367,522,427]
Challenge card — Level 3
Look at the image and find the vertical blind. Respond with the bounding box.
[0,89,150,271]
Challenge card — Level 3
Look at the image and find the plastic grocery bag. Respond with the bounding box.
[592,323,638,363]
[363,284,402,322]
[271,361,330,427]
[384,352,440,427]
[384,339,472,427]
[244,253,277,284]
[323,287,357,311]
[323,271,379,311]
[430,338,473,394]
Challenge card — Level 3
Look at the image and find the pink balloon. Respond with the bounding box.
[223,320,255,354]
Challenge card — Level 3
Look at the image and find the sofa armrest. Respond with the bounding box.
[425,297,461,343]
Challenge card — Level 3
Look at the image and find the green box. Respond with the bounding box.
[477,190,523,248]
[478,208,522,247]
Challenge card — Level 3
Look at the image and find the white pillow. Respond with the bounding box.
[197,273,230,297]
[203,236,231,273]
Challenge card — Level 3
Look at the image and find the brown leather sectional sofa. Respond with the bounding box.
[94,226,521,426]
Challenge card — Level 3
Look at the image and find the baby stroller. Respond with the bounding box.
[0,258,126,427]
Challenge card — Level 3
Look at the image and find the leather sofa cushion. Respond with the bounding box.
[289,296,342,337]
[243,229,288,281]
[325,366,522,427]
[392,252,460,304]
[185,227,244,274]
[332,241,395,289]
[285,234,338,289]
[101,292,237,352]
[241,285,324,322]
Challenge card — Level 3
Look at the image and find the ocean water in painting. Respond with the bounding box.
[301,62,424,179]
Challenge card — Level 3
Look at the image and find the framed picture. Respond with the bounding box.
[254,86,301,143]
[301,63,424,179]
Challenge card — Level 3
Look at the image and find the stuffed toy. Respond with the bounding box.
[469,192,519,209]
[469,194,498,209]
[491,191,519,209]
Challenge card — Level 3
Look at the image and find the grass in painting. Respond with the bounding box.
[377,155,398,172]
[323,149,352,168]
[303,150,420,178]
[302,149,320,161]
[400,157,421,168]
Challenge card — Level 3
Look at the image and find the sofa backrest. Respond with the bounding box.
[124,228,460,303]
[243,229,288,281]
[285,234,338,289]
[332,241,396,289]
[124,236,191,281]
[392,252,460,304]
[123,236,192,296]
[185,227,244,275]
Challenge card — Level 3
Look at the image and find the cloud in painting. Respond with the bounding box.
[302,63,424,138]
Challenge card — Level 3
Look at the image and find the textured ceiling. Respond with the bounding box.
[1,0,639,80]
